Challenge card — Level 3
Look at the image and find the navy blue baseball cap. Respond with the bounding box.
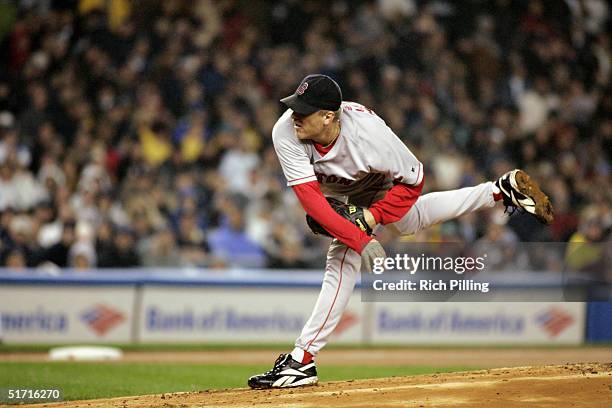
[281,74,342,116]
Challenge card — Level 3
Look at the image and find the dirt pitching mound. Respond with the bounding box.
[29,363,612,408]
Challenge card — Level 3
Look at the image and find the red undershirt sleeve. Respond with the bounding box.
[369,177,425,225]
[292,181,372,254]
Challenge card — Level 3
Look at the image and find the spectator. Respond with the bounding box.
[43,220,76,268]
[140,228,183,268]
[175,210,209,267]
[95,220,116,267]
[209,194,265,268]
[69,241,96,270]
[109,227,140,268]
[4,248,26,270]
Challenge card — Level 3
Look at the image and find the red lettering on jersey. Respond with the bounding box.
[343,102,377,116]
[315,172,354,186]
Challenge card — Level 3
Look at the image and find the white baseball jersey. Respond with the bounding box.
[272,101,423,206]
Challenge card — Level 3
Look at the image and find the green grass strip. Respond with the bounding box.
[0,362,475,401]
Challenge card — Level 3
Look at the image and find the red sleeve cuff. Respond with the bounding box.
[358,234,373,253]
[370,207,383,224]
[293,181,372,254]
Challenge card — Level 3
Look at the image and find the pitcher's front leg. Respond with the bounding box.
[390,182,496,236]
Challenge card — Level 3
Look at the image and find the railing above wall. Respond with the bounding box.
[0,268,327,287]
[0,268,582,289]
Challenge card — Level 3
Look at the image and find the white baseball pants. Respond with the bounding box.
[294,182,497,356]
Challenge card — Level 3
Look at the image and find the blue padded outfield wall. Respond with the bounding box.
[586,302,612,342]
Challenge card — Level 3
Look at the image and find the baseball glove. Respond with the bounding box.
[306,197,373,237]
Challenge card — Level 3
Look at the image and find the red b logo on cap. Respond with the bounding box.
[296,82,308,95]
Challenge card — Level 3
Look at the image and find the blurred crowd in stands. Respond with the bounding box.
[0,0,609,271]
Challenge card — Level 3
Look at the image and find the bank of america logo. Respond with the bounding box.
[536,307,574,337]
[332,311,359,337]
[81,304,125,336]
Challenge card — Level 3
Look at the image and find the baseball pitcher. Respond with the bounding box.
[247,74,553,389]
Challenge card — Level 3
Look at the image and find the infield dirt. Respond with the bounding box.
[20,362,612,408]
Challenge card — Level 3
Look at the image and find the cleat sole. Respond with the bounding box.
[514,170,554,224]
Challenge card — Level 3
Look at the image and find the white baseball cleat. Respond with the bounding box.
[495,169,554,224]
[248,354,318,389]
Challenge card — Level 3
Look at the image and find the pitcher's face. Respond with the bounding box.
[291,110,336,143]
